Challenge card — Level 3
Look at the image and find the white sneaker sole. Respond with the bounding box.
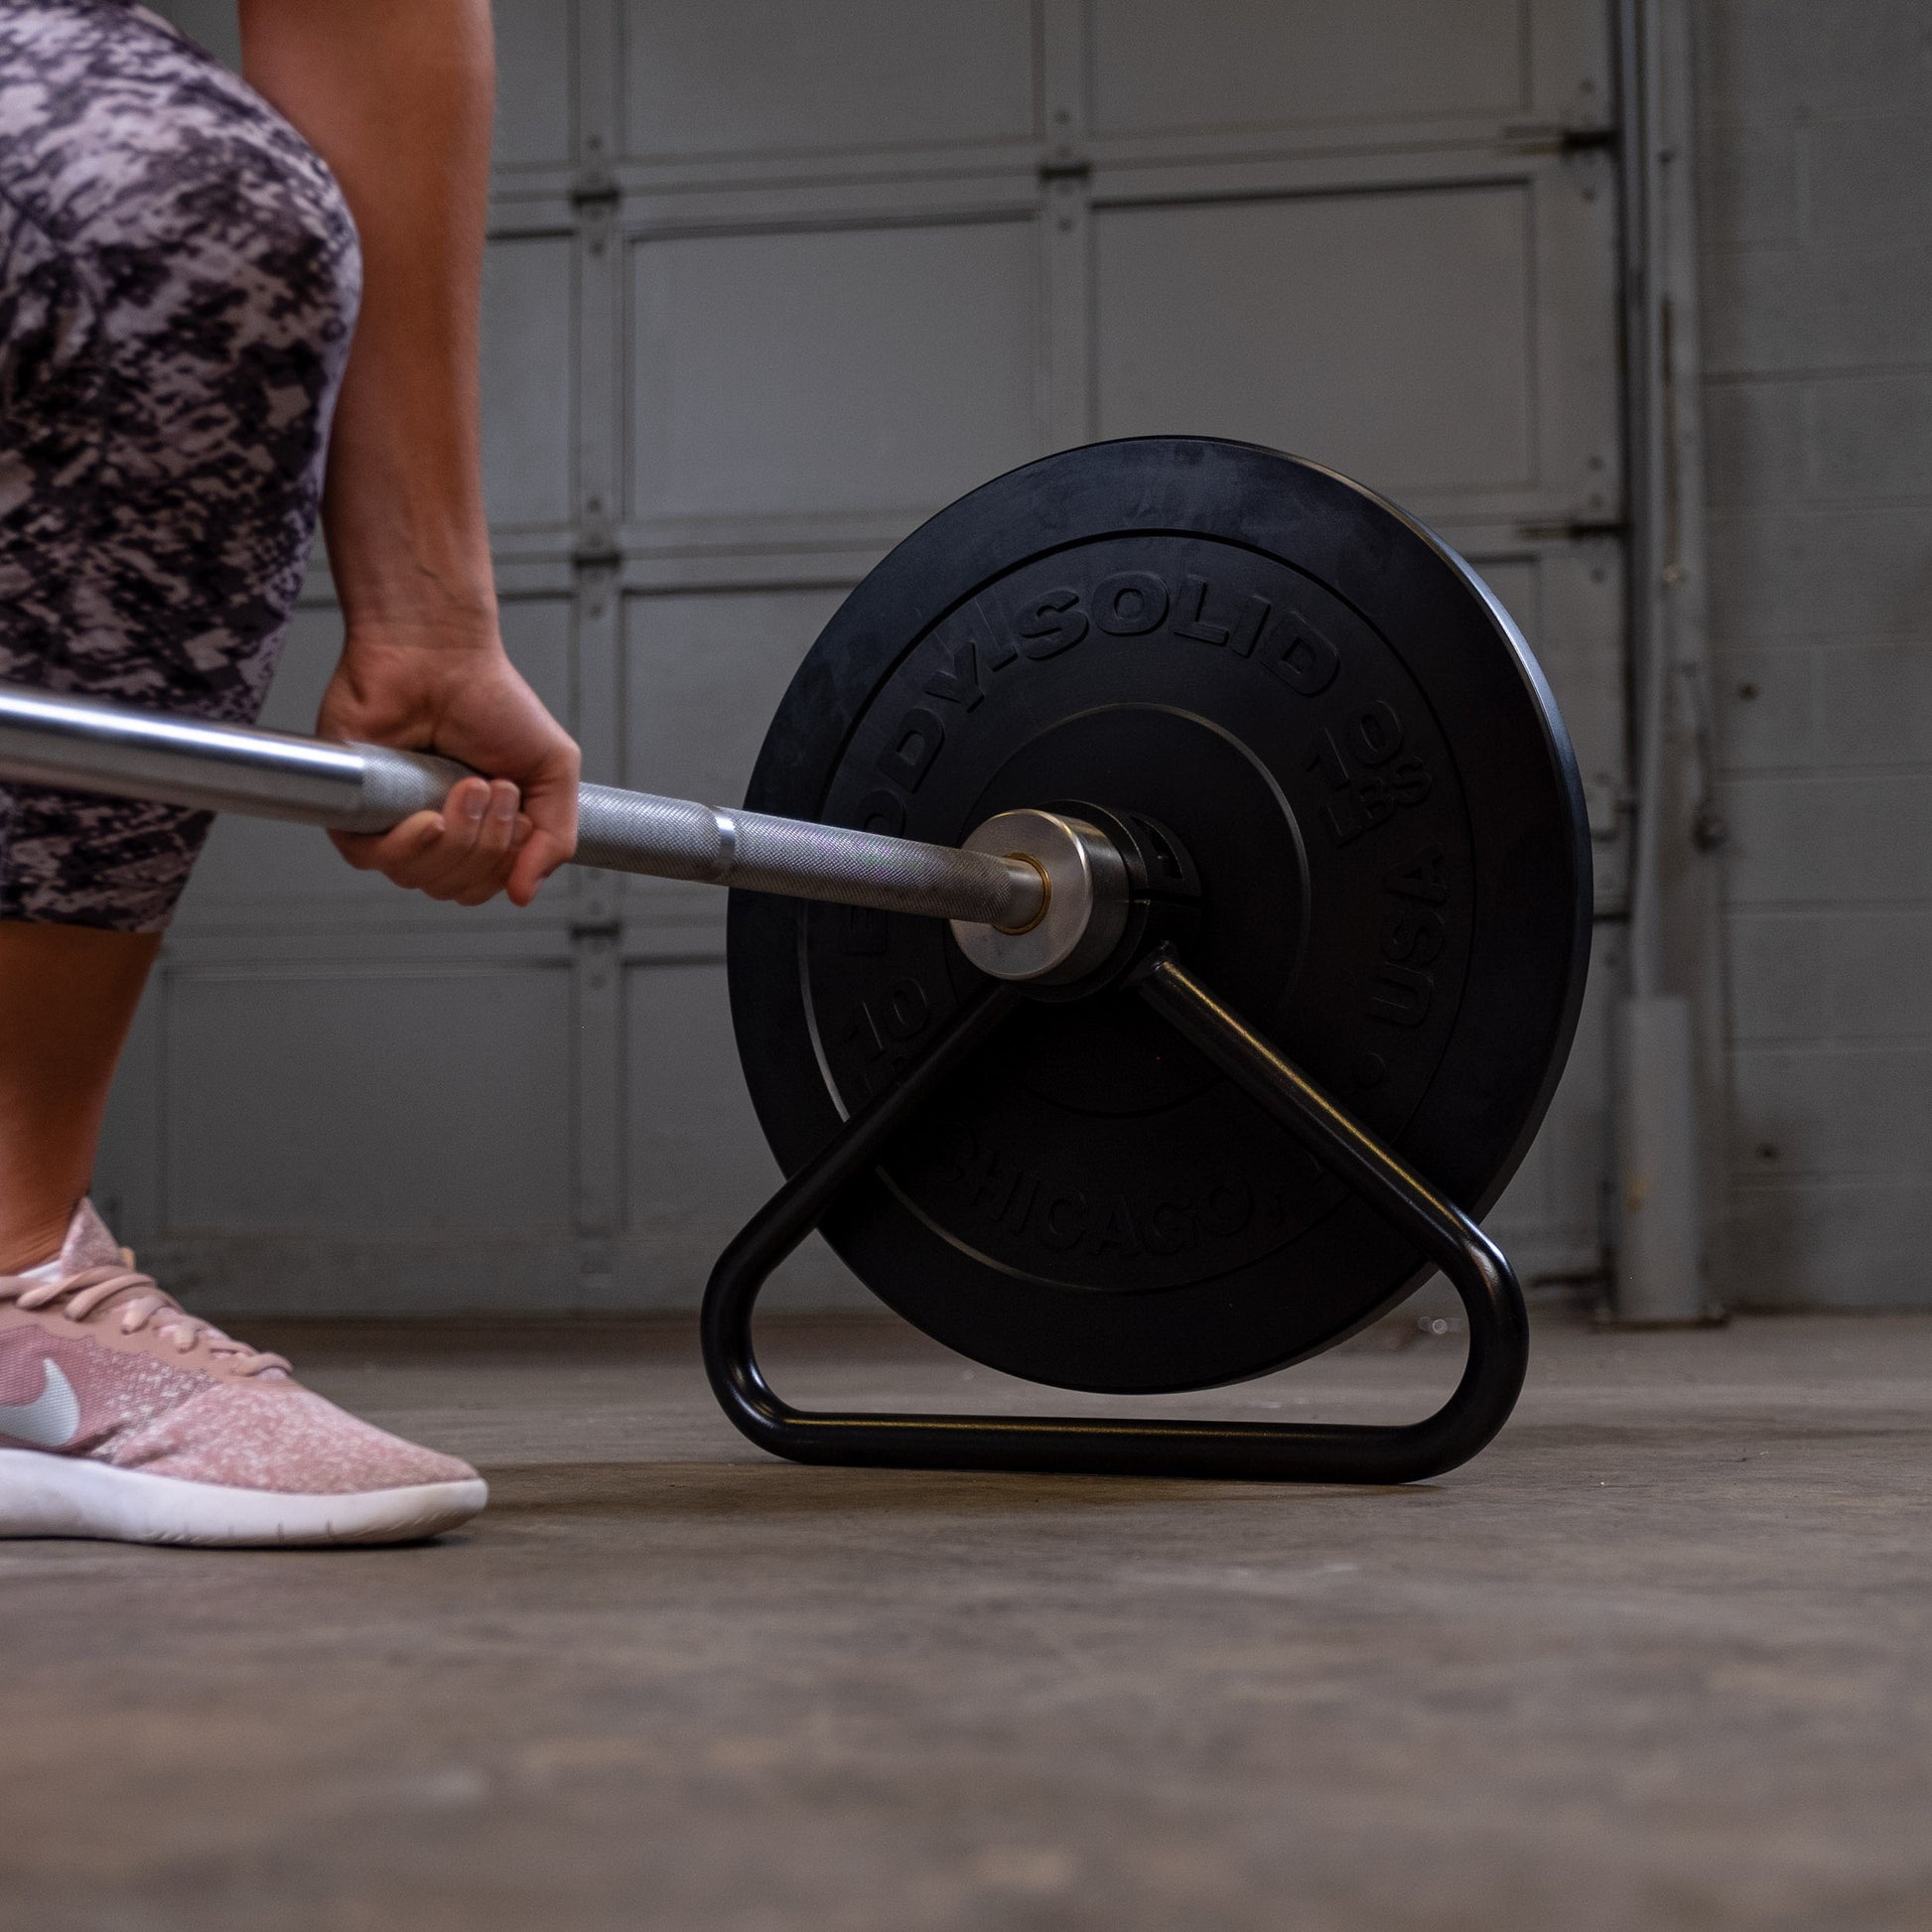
[0,1449,487,1547]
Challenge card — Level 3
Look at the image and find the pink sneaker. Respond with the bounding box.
[0,1201,485,1546]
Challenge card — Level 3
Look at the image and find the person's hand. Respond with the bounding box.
[317,629,580,906]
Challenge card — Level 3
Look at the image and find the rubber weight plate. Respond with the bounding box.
[729,439,1590,1394]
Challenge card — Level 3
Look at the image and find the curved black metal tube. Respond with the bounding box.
[701,951,1529,1484]
[1127,949,1528,1480]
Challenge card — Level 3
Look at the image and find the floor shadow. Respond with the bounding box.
[1501,1419,1932,1451]
[477,1458,1433,1519]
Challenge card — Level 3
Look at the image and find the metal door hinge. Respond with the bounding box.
[572,170,621,257]
[1501,123,1619,157]
[1515,517,1630,543]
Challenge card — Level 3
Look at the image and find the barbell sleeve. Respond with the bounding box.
[0,681,1046,931]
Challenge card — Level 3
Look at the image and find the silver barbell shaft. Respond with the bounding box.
[0,682,1046,930]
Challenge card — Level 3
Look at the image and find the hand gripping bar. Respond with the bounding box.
[0,682,1046,931]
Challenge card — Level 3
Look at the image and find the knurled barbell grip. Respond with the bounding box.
[573,785,1043,927]
[0,680,1046,931]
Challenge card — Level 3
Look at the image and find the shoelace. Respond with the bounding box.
[0,1261,290,1375]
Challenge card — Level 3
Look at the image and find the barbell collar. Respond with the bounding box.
[948,809,1127,984]
[0,680,1049,934]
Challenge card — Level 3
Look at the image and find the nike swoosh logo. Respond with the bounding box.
[0,1359,80,1449]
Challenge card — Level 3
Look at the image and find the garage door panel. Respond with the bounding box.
[1094,186,1536,501]
[482,235,576,531]
[622,588,846,811]
[621,0,1037,163]
[624,960,772,1228]
[623,960,868,1304]
[162,966,574,1231]
[182,612,382,910]
[1090,0,1531,140]
[497,596,578,730]
[494,0,575,170]
[627,219,1043,529]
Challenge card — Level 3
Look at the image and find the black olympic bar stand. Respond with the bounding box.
[701,945,1529,1485]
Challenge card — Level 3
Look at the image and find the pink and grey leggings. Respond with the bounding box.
[0,0,360,930]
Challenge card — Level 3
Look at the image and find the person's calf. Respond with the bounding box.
[0,922,159,1274]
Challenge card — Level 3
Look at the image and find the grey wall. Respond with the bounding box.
[1697,1,1932,1307]
[109,0,1626,1317]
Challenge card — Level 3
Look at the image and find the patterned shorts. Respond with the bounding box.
[0,0,360,931]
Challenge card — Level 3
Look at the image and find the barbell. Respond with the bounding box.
[0,438,1592,1483]
[0,678,1133,987]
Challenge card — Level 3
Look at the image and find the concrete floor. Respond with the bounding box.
[6,1311,1932,1932]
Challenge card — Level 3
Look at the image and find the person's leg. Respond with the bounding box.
[0,0,359,1271]
[0,2,482,1543]
[0,926,159,1275]
[0,0,357,1249]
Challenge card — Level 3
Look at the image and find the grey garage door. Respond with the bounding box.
[106,0,1628,1316]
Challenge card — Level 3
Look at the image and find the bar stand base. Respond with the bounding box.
[700,951,1530,1484]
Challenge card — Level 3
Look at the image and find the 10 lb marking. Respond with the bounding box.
[1301,702,1433,847]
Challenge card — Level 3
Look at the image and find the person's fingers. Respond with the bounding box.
[381,778,495,898]
[505,745,581,906]
[446,782,522,905]
[409,781,522,904]
[507,825,573,907]
[330,812,444,875]
[328,789,535,904]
